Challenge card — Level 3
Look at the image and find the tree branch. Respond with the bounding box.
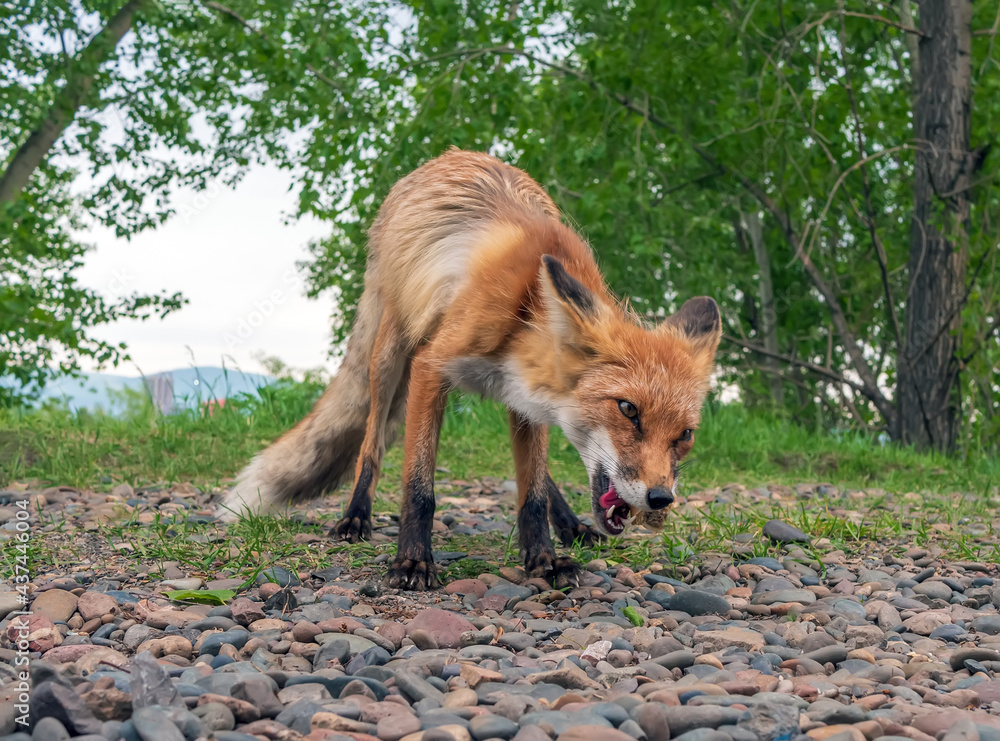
[0,0,148,204]
[837,6,904,352]
[722,334,884,405]
[841,11,925,36]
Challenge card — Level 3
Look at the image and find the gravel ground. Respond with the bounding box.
[4,480,1000,741]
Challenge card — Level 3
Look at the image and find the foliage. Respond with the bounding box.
[0,1,193,402]
[3,1,998,450]
[144,0,998,449]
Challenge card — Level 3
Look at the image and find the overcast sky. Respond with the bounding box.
[76,164,339,378]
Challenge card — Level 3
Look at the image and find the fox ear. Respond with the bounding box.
[539,255,605,345]
[660,296,722,361]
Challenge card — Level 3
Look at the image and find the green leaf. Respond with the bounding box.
[163,589,235,606]
[622,606,644,627]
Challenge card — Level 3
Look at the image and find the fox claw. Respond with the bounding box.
[526,550,581,590]
[386,557,440,591]
[332,514,371,543]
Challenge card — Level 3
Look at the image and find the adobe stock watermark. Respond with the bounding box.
[223,269,309,350]
[177,180,227,224]
[7,495,33,729]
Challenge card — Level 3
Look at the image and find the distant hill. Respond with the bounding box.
[13,366,276,415]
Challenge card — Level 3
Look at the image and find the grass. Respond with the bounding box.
[5,378,1000,581]
[2,382,996,496]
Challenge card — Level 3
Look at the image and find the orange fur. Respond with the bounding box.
[221,148,721,589]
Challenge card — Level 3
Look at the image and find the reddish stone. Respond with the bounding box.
[76,592,117,621]
[444,579,488,598]
[375,622,406,649]
[404,609,475,649]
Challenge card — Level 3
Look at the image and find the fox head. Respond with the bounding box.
[538,255,722,535]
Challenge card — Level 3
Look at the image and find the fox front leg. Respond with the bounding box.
[386,351,445,591]
[510,412,582,589]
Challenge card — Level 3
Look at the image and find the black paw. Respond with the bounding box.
[332,510,371,543]
[555,519,605,548]
[386,557,440,590]
[525,549,582,589]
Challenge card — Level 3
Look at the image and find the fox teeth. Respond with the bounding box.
[607,505,616,519]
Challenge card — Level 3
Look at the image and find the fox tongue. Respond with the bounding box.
[599,489,626,509]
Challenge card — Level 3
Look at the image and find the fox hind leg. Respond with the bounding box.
[333,313,409,543]
[546,475,604,548]
[511,412,581,589]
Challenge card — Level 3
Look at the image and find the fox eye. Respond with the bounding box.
[617,400,639,421]
[679,429,693,442]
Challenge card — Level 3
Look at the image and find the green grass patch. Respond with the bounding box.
[1,380,996,497]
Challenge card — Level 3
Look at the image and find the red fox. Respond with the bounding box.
[219,149,721,590]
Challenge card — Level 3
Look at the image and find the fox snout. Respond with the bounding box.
[645,486,673,510]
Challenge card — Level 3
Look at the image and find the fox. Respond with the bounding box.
[218,148,722,590]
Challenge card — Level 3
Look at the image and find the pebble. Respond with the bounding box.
[12,480,1000,741]
[669,590,731,616]
[762,519,811,544]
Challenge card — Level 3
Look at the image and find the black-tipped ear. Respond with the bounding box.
[660,297,722,357]
[666,297,721,337]
[541,255,597,318]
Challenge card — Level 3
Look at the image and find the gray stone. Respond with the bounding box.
[618,719,647,740]
[28,682,102,737]
[668,591,730,617]
[752,576,797,594]
[751,589,816,605]
[692,575,737,595]
[190,703,235,733]
[283,674,388,701]
[802,645,849,665]
[972,616,1000,636]
[762,520,810,544]
[671,731,731,741]
[31,717,69,741]
[660,707,744,736]
[274,700,327,735]
[746,557,783,570]
[395,671,446,704]
[520,711,612,735]
[230,676,283,718]
[498,632,536,652]
[198,630,250,656]
[951,647,1000,671]
[913,581,953,601]
[255,566,299,587]
[805,698,869,724]
[736,702,799,741]
[132,707,185,741]
[469,714,520,740]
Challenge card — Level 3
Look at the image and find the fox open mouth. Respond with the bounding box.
[592,465,632,535]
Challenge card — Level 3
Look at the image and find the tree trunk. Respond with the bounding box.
[743,208,784,405]
[0,0,146,205]
[897,0,973,451]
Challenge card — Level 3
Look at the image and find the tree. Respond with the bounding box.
[244,0,995,452]
[4,0,997,453]
[897,0,974,450]
[1,1,184,402]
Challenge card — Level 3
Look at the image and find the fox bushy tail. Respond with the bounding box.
[217,288,397,520]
